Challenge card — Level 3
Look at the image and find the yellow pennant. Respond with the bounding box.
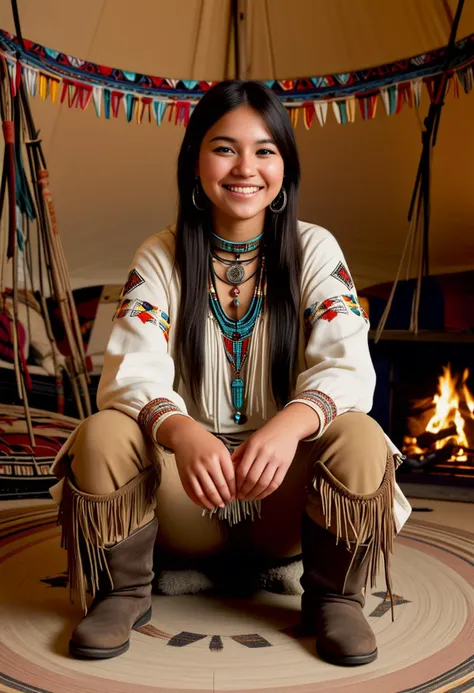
[50,78,60,104]
[39,73,48,100]
[289,107,299,129]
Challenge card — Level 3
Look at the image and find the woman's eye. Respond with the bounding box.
[213,146,234,154]
[257,148,276,156]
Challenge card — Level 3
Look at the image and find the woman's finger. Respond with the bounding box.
[238,456,268,499]
[218,454,236,498]
[197,468,227,508]
[253,466,286,500]
[245,463,278,501]
[207,460,233,504]
[235,451,256,495]
[185,476,214,510]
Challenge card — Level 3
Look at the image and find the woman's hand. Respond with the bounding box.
[231,404,320,501]
[160,418,236,510]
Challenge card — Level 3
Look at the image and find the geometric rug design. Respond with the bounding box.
[0,405,80,499]
[0,503,473,692]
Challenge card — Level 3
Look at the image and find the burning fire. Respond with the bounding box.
[403,365,474,462]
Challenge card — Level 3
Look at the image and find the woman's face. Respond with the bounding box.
[197,105,285,223]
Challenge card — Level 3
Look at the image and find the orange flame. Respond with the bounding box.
[423,365,473,461]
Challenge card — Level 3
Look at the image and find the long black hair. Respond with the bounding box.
[175,80,302,409]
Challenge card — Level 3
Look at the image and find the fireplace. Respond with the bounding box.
[402,364,474,469]
[369,337,474,479]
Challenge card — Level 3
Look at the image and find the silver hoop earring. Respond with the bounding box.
[269,187,287,214]
[192,179,208,211]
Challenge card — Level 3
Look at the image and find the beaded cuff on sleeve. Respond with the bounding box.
[286,389,337,441]
[138,398,189,445]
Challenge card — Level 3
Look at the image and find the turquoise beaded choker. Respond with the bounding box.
[211,232,263,254]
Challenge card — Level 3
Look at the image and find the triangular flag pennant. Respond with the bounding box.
[24,66,38,96]
[359,94,378,120]
[104,89,111,119]
[92,86,102,117]
[39,73,49,100]
[138,98,152,124]
[400,83,413,108]
[359,94,378,121]
[176,101,191,127]
[123,71,137,82]
[412,79,422,108]
[380,87,391,115]
[346,97,356,123]
[182,80,199,90]
[359,96,369,121]
[166,79,179,88]
[50,78,60,104]
[315,101,328,127]
[60,80,69,104]
[153,101,166,125]
[303,103,315,130]
[111,91,124,118]
[125,93,136,122]
[388,85,398,114]
[79,85,92,110]
[67,82,76,108]
[457,65,473,94]
[153,100,167,125]
[332,101,343,124]
[451,74,460,99]
[288,107,299,128]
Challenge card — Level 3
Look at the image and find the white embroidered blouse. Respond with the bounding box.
[97,220,411,530]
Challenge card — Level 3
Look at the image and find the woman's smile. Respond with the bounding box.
[222,183,264,198]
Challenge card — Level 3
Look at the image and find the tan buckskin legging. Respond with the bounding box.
[53,409,394,563]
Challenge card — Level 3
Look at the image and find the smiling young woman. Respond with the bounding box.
[51,81,411,666]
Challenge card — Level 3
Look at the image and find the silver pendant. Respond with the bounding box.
[226,264,245,284]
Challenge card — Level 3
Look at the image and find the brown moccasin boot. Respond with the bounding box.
[70,517,158,659]
[300,513,377,666]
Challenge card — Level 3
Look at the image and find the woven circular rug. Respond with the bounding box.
[0,502,473,693]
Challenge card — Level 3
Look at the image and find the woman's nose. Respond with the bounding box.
[232,155,256,178]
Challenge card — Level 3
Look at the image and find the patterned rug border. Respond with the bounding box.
[0,507,472,693]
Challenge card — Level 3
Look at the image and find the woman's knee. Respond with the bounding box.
[315,412,388,495]
[69,409,152,495]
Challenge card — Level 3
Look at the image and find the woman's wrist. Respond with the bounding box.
[273,402,320,441]
[155,414,200,451]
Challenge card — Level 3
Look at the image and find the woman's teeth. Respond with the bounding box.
[224,185,261,195]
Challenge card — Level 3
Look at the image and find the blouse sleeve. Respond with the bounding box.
[286,225,376,440]
[97,231,191,442]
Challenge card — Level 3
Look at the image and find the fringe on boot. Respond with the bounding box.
[58,466,158,613]
[311,451,397,619]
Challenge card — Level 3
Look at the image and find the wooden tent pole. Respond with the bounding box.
[8,0,92,417]
[233,0,247,80]
[375,0,465,340]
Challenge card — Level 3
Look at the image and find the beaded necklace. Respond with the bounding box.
[209,254,266,425]
[211,232,263,254]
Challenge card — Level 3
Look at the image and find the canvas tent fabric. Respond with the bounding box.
[0,0,473,292]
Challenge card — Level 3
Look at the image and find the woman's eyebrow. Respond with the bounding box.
[209,136,276,145]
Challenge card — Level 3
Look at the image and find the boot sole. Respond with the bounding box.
[317,645,378,666]
[69,607,152,660]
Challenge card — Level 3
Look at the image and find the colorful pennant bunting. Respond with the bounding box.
[0,28,472,130]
